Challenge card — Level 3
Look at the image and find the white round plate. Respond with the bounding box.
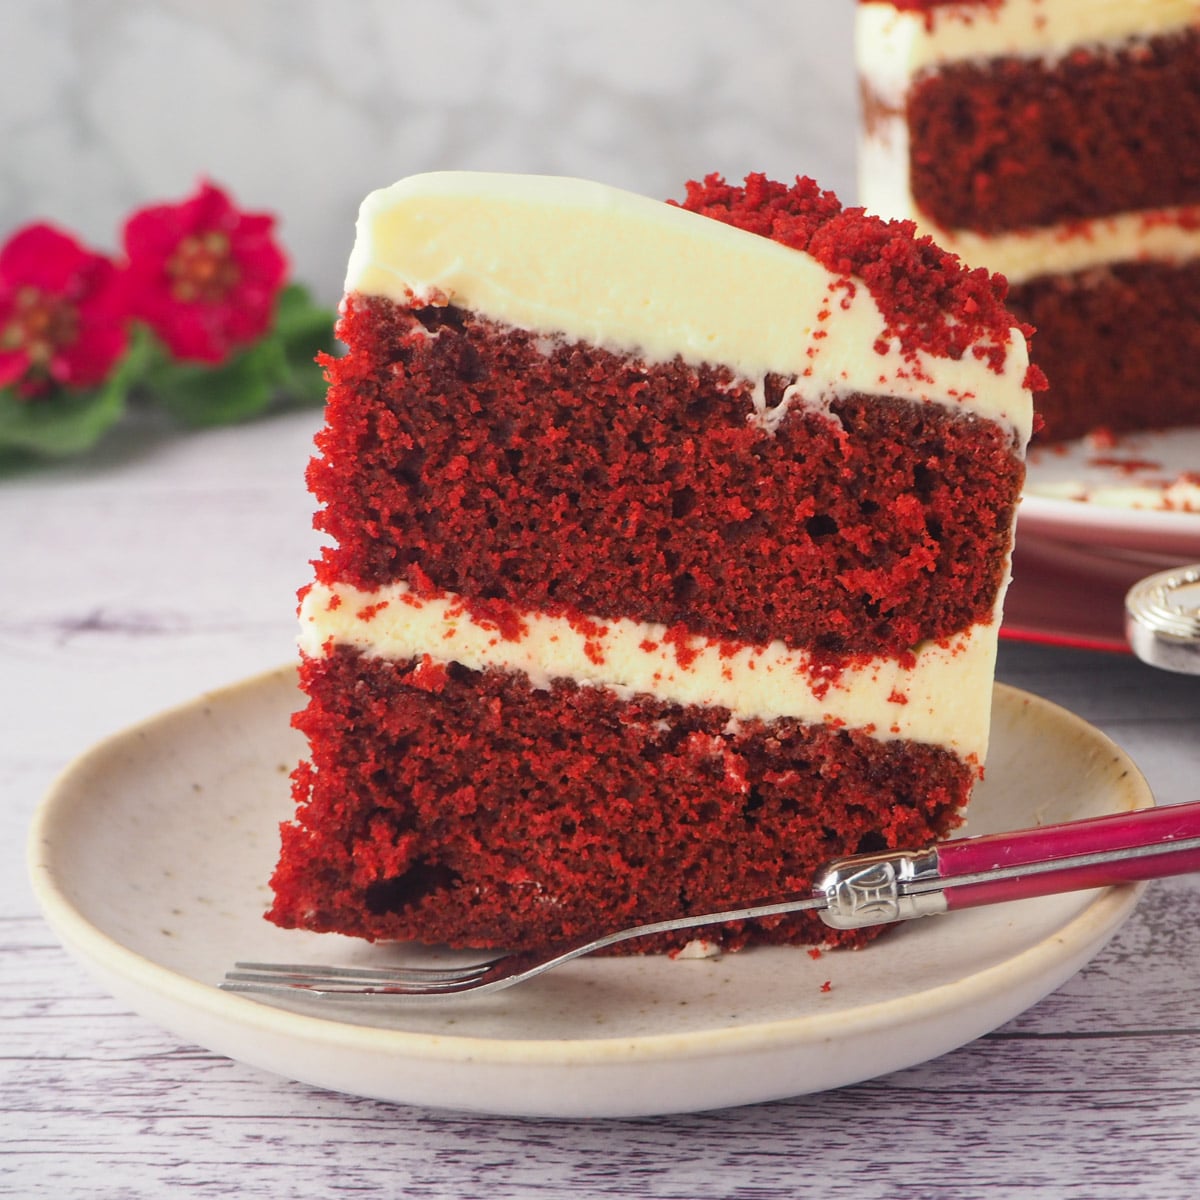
[28,667,1152,1118]
[1004,427,1200,649]
[1021,426,1200,558]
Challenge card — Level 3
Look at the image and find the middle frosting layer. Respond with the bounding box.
[299,581,999,763]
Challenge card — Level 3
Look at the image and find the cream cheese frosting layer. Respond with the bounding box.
[921,208,1200,285]
[299,581,999,763]
[1026,475,1200,510]
[858,0,1198,102]
[346,171,1033,445]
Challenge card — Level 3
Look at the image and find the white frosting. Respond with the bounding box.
[346,171,1034,444]
[927,208,1200,284]
[1026,474,1200,510]
[857,4,1200,282]
[1121,476,1200,510]
[672,939,722,960]
[858,1,1198,100]
[299,581,1001,763]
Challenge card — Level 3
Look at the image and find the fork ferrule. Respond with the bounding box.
[814,847,946,930]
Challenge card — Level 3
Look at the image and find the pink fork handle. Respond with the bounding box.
[938,799,1200,911]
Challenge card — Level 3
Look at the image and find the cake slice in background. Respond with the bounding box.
[856,0,1200,443]
[267,171,1035,953]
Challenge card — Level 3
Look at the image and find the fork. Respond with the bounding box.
[221,797,1200,1003]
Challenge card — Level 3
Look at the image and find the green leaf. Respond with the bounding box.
[149,336,287,428]
[0,333,151,462]
[275,282,336,346]
[0,386,123,460]
[274,283,337,408]
[144,285,336,425]
[0,284,338,466]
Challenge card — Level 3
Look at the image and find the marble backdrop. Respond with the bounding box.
[0,0,858,302]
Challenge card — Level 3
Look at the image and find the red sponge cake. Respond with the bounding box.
[267,171,1035,953]
[857,0,1200,442]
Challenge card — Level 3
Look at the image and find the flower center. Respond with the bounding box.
[168,230,240,303]
[1,285,80,366]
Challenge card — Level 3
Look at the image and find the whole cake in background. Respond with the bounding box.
[267,170,1035,954]
[857,0,1200,443]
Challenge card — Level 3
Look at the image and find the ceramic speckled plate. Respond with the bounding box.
[28,666,1151,1118]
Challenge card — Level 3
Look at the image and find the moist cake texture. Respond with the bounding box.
[858,0,1200,442]
[268,171,1034,953]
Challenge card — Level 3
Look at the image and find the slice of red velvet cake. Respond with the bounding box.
[857,0,1200,442]
[268,171,1035,954]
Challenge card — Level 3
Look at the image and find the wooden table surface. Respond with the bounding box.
[4,409,1199,1199]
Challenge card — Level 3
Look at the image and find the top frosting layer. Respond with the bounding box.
[859,0,1198,94]
[345,171,1034,443]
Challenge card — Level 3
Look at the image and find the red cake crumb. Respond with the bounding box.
[675,173,1026,375]
[864,0,1001,8]
[858,0,1003,32]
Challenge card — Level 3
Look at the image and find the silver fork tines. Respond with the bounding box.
[223,957,510,997]
[219,893,827,1003]
[219,800,1200,1005]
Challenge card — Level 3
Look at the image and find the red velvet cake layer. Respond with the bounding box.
[904,28,1200,233]
[311,298,1024,660]
[1007,259,1200,441]
[269,649,972,952]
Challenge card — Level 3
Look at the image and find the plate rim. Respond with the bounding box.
[1019,490,1200,538]
[27,665,1153,1074]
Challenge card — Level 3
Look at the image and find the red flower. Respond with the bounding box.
[123,181,288,364]
[0,224,128,398]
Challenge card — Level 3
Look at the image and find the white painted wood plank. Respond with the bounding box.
[6,877,1200,1198]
